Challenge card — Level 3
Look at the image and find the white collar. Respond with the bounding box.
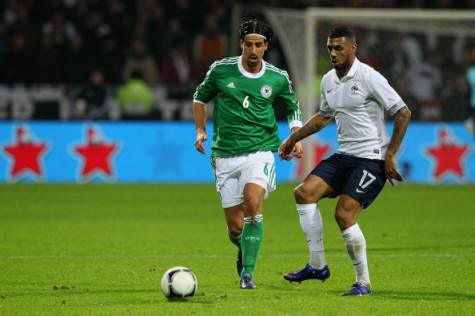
[238,55,266,78]
[340,58,360,81]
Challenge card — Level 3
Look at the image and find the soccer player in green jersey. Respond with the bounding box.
[193,19,303,289]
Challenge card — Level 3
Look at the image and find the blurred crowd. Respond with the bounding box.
[0,0,474,122]
[241,0,475,9]
[0,0,231,87]
[313,25,475,121]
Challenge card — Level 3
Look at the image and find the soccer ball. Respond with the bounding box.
[160,266,198,300]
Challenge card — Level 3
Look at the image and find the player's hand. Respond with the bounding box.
[384,153,403,185]
[279,137,296,160]
[195,131,208,154]
[291,141,303,159]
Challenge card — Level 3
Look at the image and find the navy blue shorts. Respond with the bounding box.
[311,153,387,208]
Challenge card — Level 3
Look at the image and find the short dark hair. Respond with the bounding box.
[329,26,356,42]
[239,19,273,42]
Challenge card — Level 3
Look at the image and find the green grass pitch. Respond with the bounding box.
[0,183,474,315]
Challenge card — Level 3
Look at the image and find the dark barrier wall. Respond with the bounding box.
[0,121,473,183]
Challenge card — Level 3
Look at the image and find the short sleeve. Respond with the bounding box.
[193,62,219,104]
[319,80,334,117]
[367,71,406,116]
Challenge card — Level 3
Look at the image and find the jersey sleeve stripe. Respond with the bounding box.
[286,104,302,122]
[288,120,303,129]
[266,65,294,93]
[193,99,207,105]
[193,59,224,100]
[387,100,407,116]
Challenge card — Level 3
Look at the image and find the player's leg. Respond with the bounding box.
[239,151,275,289]
[335,194,371,295]
[224,204,244,276]
[294,175,333,270]
[284,154,344,283]
[338,158,386,296]
[239,183,265,288]
[213,156,246,277]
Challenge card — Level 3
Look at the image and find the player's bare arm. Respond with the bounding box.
[385,106,411,181]
[279,112,332,160]
[290,126,304,158]
[193,102,208,154]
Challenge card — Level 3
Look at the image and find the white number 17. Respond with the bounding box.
[359,170,376,189]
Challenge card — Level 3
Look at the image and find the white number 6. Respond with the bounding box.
[242,96,250,109]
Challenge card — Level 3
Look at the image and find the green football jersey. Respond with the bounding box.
[194,56,302,158]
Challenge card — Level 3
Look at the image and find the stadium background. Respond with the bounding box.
[0,0,474,183]
[1,2,475,315]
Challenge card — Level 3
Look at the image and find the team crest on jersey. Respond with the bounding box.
[260,85,272,98]
[350,82,361,96]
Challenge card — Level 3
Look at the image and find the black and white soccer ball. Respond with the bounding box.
[160,266,198,300]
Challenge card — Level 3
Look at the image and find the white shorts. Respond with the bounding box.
[212,151,276,208]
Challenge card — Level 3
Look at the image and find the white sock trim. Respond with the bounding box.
[296,203,317,212]
[342,223,361,237]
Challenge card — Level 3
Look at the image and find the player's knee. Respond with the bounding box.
[228,224,242,236]
[243,196,261,216]
[334,206,356,230]
[294,184,313,203]
[226,216,243,235]
[334,209,348,229]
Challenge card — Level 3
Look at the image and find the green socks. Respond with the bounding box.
[241,214,264,278]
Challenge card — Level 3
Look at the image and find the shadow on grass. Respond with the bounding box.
[303,244,474,255]
[324,289,475,301]
[378,290,475,301]
[367,244,475,252]
[262,284,320,292]
[2,287,158,299]
[0,287,229,305]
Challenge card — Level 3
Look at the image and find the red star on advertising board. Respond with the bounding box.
[296,140,331,178]
[73,126,118,178]
[426,128,469,178]
[3,126,48,179]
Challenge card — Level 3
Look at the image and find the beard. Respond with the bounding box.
[333,59,349,71]
[246,60,258,68]
[246,56,259,68]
